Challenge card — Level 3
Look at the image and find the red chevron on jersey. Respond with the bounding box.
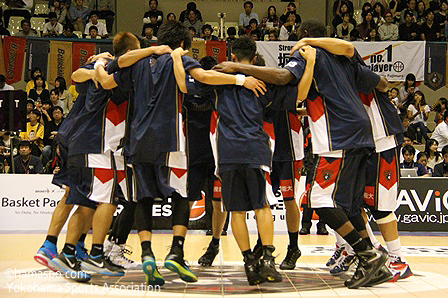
[359,92,374,107]
[364,186,375,206]
[116,170,126,184]
[263,121,275,140]
[379,155,397,190]
[307,96,325,122]
[315,157,341,189]
[288,112,301,133]
[105,100,128,126]
[210,111,218,134]
[172,168,187,178]
[94,168,114,184]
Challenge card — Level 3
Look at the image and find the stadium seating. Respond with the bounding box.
[7,16,24,30]
[34,3,48,16]
[31,17,46,35]
[73,31,83,38]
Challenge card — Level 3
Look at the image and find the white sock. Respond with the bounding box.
[365,222,381,249]
[385,238,404,260]
[335,232,346,247]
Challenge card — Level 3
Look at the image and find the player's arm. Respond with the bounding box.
[296,46,316,103]
[71,68,95,83]
[116,45,172,68]
[376,76,389,93]
[95,58,118,89]
[171,47,189,93]
[289,37,355,58]
[213,62,294,85]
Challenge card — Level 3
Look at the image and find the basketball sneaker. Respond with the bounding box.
[103,239,114,256]
[258,246,282,283]
[142,254,165,286]
[75,241,88,261]
[198,241,219,267]
[243,251,263,285]
[253,239,263,260]
[326,244,344,267]
[330,252,356,274]
[81,254,125,276]
[388,256,413,282]
[34,240,58,269]
[108,243,142,270]
[366,264,394,286]
[279,245,301,270]
[344,248,387,289]
[164,246,198,282]
[50,253,91,282]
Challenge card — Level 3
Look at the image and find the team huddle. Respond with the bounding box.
[33,19,412,289]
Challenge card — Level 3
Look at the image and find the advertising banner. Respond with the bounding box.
[24,39,49,82]
[0,38,5,75]
[188,40,206,61]
[49,41,72,86]
[256,41,295,68]
[205,41,227,63]
[72,42,96,72]
[424,42,447,91]
[2,37,27,85]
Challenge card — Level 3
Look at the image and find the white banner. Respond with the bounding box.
[256,41,425,82]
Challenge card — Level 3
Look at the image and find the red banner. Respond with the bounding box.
[72,42,96,72]
[2,37,27,84]
[205,41,227,63]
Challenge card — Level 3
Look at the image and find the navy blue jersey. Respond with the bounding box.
[285,48,374,154]
[272,110,304,162]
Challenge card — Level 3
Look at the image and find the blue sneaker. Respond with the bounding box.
[326,244,344,267]
[75,242,88,261]
[164,247,198,282]
[50,253,91,282]
[34,240,58,270]
[142,254,165,286]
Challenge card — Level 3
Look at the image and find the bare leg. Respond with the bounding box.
[47,188,73,236]
[212,201,228,239]
[284,200,300,233]
[91,203,116,245]
[66,206,95,245]
[231,211,250,252]
[254,205,274,246]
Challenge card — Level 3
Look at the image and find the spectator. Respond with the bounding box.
[143,0,163,27]
[42,12,63,37]
[336,12,354,40]
[361,2,373,14]
[39,98,53,126]
[401,136,420,163]
[0,131,19,171]
[48,0,70,8]
[372,2,386,26]
[44,143,62,174]
[183,9,202,38]
[3,0,33,29]
[10,140,43,174]
[365,27,381,40]
[425,139,443,169]
[400,0,418,24]
[408,90,430,144]
[0,74,14,90]
[28,75,50,103]
[245,18,259,36]
[399,10,420,40]
[280,2,301,25]
[389,87,402,115]
[399,73,419,107]
[432,145,448,176]
[179,2,203,23]
[429,0,441,11]
[188,26,196,40]
[416,152,433,175]
[261,5,279,32]
[403,117,418,142]
[84,11,107,38]
[432,97,447,124]
[69,0,90,32]
[26,99,34,120]
[0,19,11,36]
[226,26,237,41]
[432,111,448,150]
[42,106,64,166]
[60,22,78,38]
[279,11,299,40]
[268,29,278,41]
[400,145,428,176]
[349,28,362,40]
[250,28,261,41]
[392,0,411,13]
[333,0,354,18]
[358,9,376,39]
[141,12,159,37]
[166,12,176,24]
[420,9,442,40]
[332,2,356,30]
[142,24,157,41]
[239,1,259,34]
[202,24,218,41]
[49,88,65,112]
[54,76,72,114]
[435,0,447,29]
[49,0,68,25]
[19,110,44,157]
[15,19,38,37]
[416,0,427,25]
[379,11,399,39]
[89,0,115,34]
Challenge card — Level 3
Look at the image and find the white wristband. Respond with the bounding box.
[94,61,105,70]
[235,74,245,86]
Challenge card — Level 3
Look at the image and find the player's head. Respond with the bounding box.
[157,22,192,50]
[231,36,257,64]
[113,32,141,57]
[296,19,325,39]
[402,145,416,162]
[254,53,266,66]
[199,56,218,70]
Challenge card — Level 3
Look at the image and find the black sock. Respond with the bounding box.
[211,237,220,246]
[255,235,262,247]
[172,236,185,250]
[141,241,152,252]
[46,235,58,245]
[242,249,253,263]
[62,243,76,255]
[363,236,373,247]
[91,244,103,257]
[78,234,86,243]
[288,231,299,249]
[344,230,371,253]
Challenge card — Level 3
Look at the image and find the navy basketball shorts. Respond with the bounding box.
[219,164,269,212]
[187,163,216,202]
[51,143,69,188]
[270,160,303,201]
[132,163,175,201]
[308,148,371,217]
[364,147,400,211]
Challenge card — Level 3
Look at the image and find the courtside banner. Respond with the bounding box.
[49,41,72,86]
[353,41,425,81]
[256,41,296,68]
[2,36,27,85]
[188,40,207,61]
[25,39,49,82]
[72,42,95,71]
[0,37,5,75]
[205,41,227,63]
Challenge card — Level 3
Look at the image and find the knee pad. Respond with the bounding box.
[348,213,366,232]
[171,191,190,228]
[315,208,348,231]
[135,199,153,232]
[372,211,396,224]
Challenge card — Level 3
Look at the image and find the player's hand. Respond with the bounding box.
[299,45,316,62]
[244,76,266,97]
[213,62,238,73]
[88,52,113,63]
[152,45,173,55]
[171,47,188,57]
[290,39,308,55]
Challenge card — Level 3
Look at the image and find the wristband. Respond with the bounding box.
[235,74,246,86]
[94,60,106,70]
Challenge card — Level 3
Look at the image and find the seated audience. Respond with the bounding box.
[143,0,163,26]
[399,73,419,107]
[84,11,108,38]
[250,29,261,41]
[179,2,203,23]
[268,29,278,41]
[89,0,115,34]
[420,9,442,40]
[43,12,63,37]
[372,2,386,26]
[202,24,218,41]
[49,88,65,112]
[19,110,44,157]
[69,0,90,32]
[26,100,35,120]
[432,111,448,150]
[358,9,376,40]
[333,0,354,18]
[42,106,64,167]
[365,28,381,40]
[432,97,447,124]
[336,12,354,40]
[28,76,50,103]
[226,27,237,41]
[3,0,33,29]
[239,1,259,35]
[54,76,72,114]
[0,75,14,91]
[379,11,399,40]
[403,117,418,141]
[416,0,427,26]
[432,145,448,176]
[26,68,49,93]
[261,5,280,32]
[10,140,43,174]
[400,136,420,163]
[400,0,418,24]
[49,0,68,25]
[60,23,78,38]
[425,139,443,169]
[435,1,447,29]
[166,13,176,23]
[399,10,420,40]
[280,2,301,25]
[417,152,433,175]
[407,90,430,144]
[142,24,158,41]
[390,87,401,115]
[279,11,299,40]
[39,99,54,126]
[183,9,203,38]
[15,19,38,37]
[400,145,429,176]
[332,1,356,30]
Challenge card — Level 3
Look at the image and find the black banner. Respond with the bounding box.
[424,42,447,91]
[95,43,114,56]
[0,91,28,132]
[24,39,49,82]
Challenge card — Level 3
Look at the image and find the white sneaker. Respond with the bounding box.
[104,239,114,256]
[108,244,142,270]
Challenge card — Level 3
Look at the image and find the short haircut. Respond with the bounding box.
[30,108,42,119]
[341,12,350,18]
[64,23,74,31]
[244,1,253,8]
[148,11,158,19]
[52,106,63,114]
[404,10,414,18]
[227,27,236,35]
[402,144,416,156]
[48,12,57,19]
[249,18,258,25]
[442,145,448,156]
[232,36,256,62]
[50,88,59,95]
[157,22,192,50]
[288,2,296,8]
[113,32,140,57]
[202,24,213,34]
[89,26,98,33]
[149,0,158,5]
[188,26,196,33]
[27,99,35,107]
[391,87,399,93]
[199,56,218,70]
[21,19,31,27]
[254,53,266,66]
[89,10,98,18]
[416,152,427,161]
[0,74,5,83]
[19,140,31,148]
[297,19,326,38]
[425,8,435,16]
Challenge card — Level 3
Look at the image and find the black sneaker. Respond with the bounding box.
[244,251,263,285]
[299,223,311,235]
[279,245,301,270]
[365,265,394,287]
[344,248,387,289]
[253,239,263,260]
[49,253,91,282]
[81,254,125,276]
[316,223,329,235]
[205,229,213,236]
[164,246,198,282]
[198,242,219,267]
[259,246,282,282]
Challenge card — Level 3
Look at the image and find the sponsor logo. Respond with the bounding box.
[322,170,333,181]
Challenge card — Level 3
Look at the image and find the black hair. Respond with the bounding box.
[402,144,416,156]
[55,76,67,92]
[412,90,426,105]
[89,25,98,33]
[362,2,372,11]
[30,108,42,119]
[442,145,448,157]
[21,19,31,27]
[157,22,192,50]
[48,12,57,19]
[199,56,218,70]
[89,10,98,18]
[0,74,5,83]
[254,53,266,66]
[373,2,385,18]
[202,24,213,34]
[147,11,158,19]
[404,73,416,89]
[425,8,435,16]
[288,2,296,8]
[50,88,59,96]
[227,26,236,35]
[244,1,253,9]
[33,75,46,89]
[416,152,427,162]
[27,99,35,108]
[297,19,326,39]
[167,12,176,20]
[19,140,31,148]
[444,110,448,122]
[249,18,258,25]
[30,67,43,80]
[232,36,257,62]
[425,139,441,162]
[341,12,350,19]
[149,0,158,6]
[64,23,75,32]
[188,26,196,33]
[251,29,261,40]
[391,87,399,93]
[186,2,197,10]
[267,5,278,21]
[52,106,64,114]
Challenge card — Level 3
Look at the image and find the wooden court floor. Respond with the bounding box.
[0,233,447,297]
